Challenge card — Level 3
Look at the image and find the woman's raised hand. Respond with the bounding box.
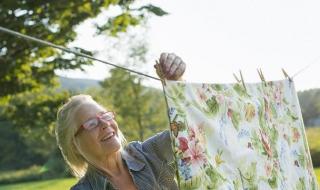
[154,53,186,80]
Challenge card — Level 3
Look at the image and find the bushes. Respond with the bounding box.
[306,127,320,167]
[0,166,43,184]
[0,149,71,185]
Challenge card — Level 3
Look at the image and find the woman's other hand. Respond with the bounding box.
[154,53,186,80]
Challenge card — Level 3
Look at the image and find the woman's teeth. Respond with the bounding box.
[102,132,114,141]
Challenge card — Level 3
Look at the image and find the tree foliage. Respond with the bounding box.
[298,89,320,126]
[0,0,167,172]
[99,68,168,142]
[0,0,167,97]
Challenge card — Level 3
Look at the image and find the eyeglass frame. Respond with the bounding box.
[74,111,116,137]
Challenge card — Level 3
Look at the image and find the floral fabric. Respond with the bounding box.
[163,79,319,190]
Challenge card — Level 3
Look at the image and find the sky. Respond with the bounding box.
[57,0,320,91]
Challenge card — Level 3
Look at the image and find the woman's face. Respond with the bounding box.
[73,101,122,162]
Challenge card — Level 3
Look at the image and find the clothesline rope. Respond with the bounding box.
[0,25,318,80]
[292,56,320,78]
[0,26,161,81]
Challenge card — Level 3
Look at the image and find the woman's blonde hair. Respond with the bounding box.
[55,94,126,178]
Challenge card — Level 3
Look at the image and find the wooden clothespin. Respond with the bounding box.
[281,68,293,82]
[257,68,267,86]
[233,73,241,83]
[239,70,247,92]
[233,70,247,92]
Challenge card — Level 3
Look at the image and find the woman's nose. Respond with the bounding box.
[100,119,112,128]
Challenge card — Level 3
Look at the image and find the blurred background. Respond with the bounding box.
[0,0,319,189]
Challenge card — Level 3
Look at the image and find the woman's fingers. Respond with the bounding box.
[159,53,168,67]
[163,53,176,73]
[157,52,186,80]
[174,61,186,79]
[168,57,182,78]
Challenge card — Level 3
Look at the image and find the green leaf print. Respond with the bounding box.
[268,128,279,158]
[251,130,263,152]
[296,177,307,190]
[233,83,248,97]
[286,108,299,121]
[206,96,219,115]
[168,83,186,102]
[297,151,307,168]
[205,165,226,189]
[238,163,258,190]
[267,168,278,188]
[270,103,278,118]
[181,174,203,190]
[212,84,223,91]
[245,103,256,122]
[233,179,242,190]
[258,101,267,129]
[230,109,241,130]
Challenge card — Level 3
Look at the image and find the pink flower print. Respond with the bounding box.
[188,127,196,141]
[227,108,232,118]
[273,85,282,106]
[178,137,189,152]
[216,94,225,104]
[184,141,207,170]
[259,129,273,158]
[197,122,205,135]
[197,88,207,101]
[264,162,272,177]
[292,128,300,142]
[197,123,207,145]
[273,159,280,169]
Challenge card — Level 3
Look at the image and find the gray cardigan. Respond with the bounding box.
[70,130,179,190]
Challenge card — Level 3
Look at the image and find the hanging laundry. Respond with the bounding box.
[163,79,319,190]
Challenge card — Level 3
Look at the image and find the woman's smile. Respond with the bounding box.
[101,132,116,142]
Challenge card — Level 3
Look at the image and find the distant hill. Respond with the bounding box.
[58,76,100,91]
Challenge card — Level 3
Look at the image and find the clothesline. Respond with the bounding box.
[0,25,317,81]
[0,26,161,81]
[292,56,320,78]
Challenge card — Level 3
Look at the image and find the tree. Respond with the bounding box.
[99,68,168,142]
[0,0,167,98]
[0,0,167,172]
[98,32,168,141]
[1,89,70,170]
[298,89,320,126]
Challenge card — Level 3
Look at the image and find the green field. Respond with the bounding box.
[0,178,77,190]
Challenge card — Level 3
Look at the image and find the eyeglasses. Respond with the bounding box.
[75,111,115,136]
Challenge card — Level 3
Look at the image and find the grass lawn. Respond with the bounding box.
[0,170,319,189]
[315,168,320,186]
[306,127,320,152]
[0,178,77,190]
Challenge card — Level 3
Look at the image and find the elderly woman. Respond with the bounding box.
[55,53,186,190]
